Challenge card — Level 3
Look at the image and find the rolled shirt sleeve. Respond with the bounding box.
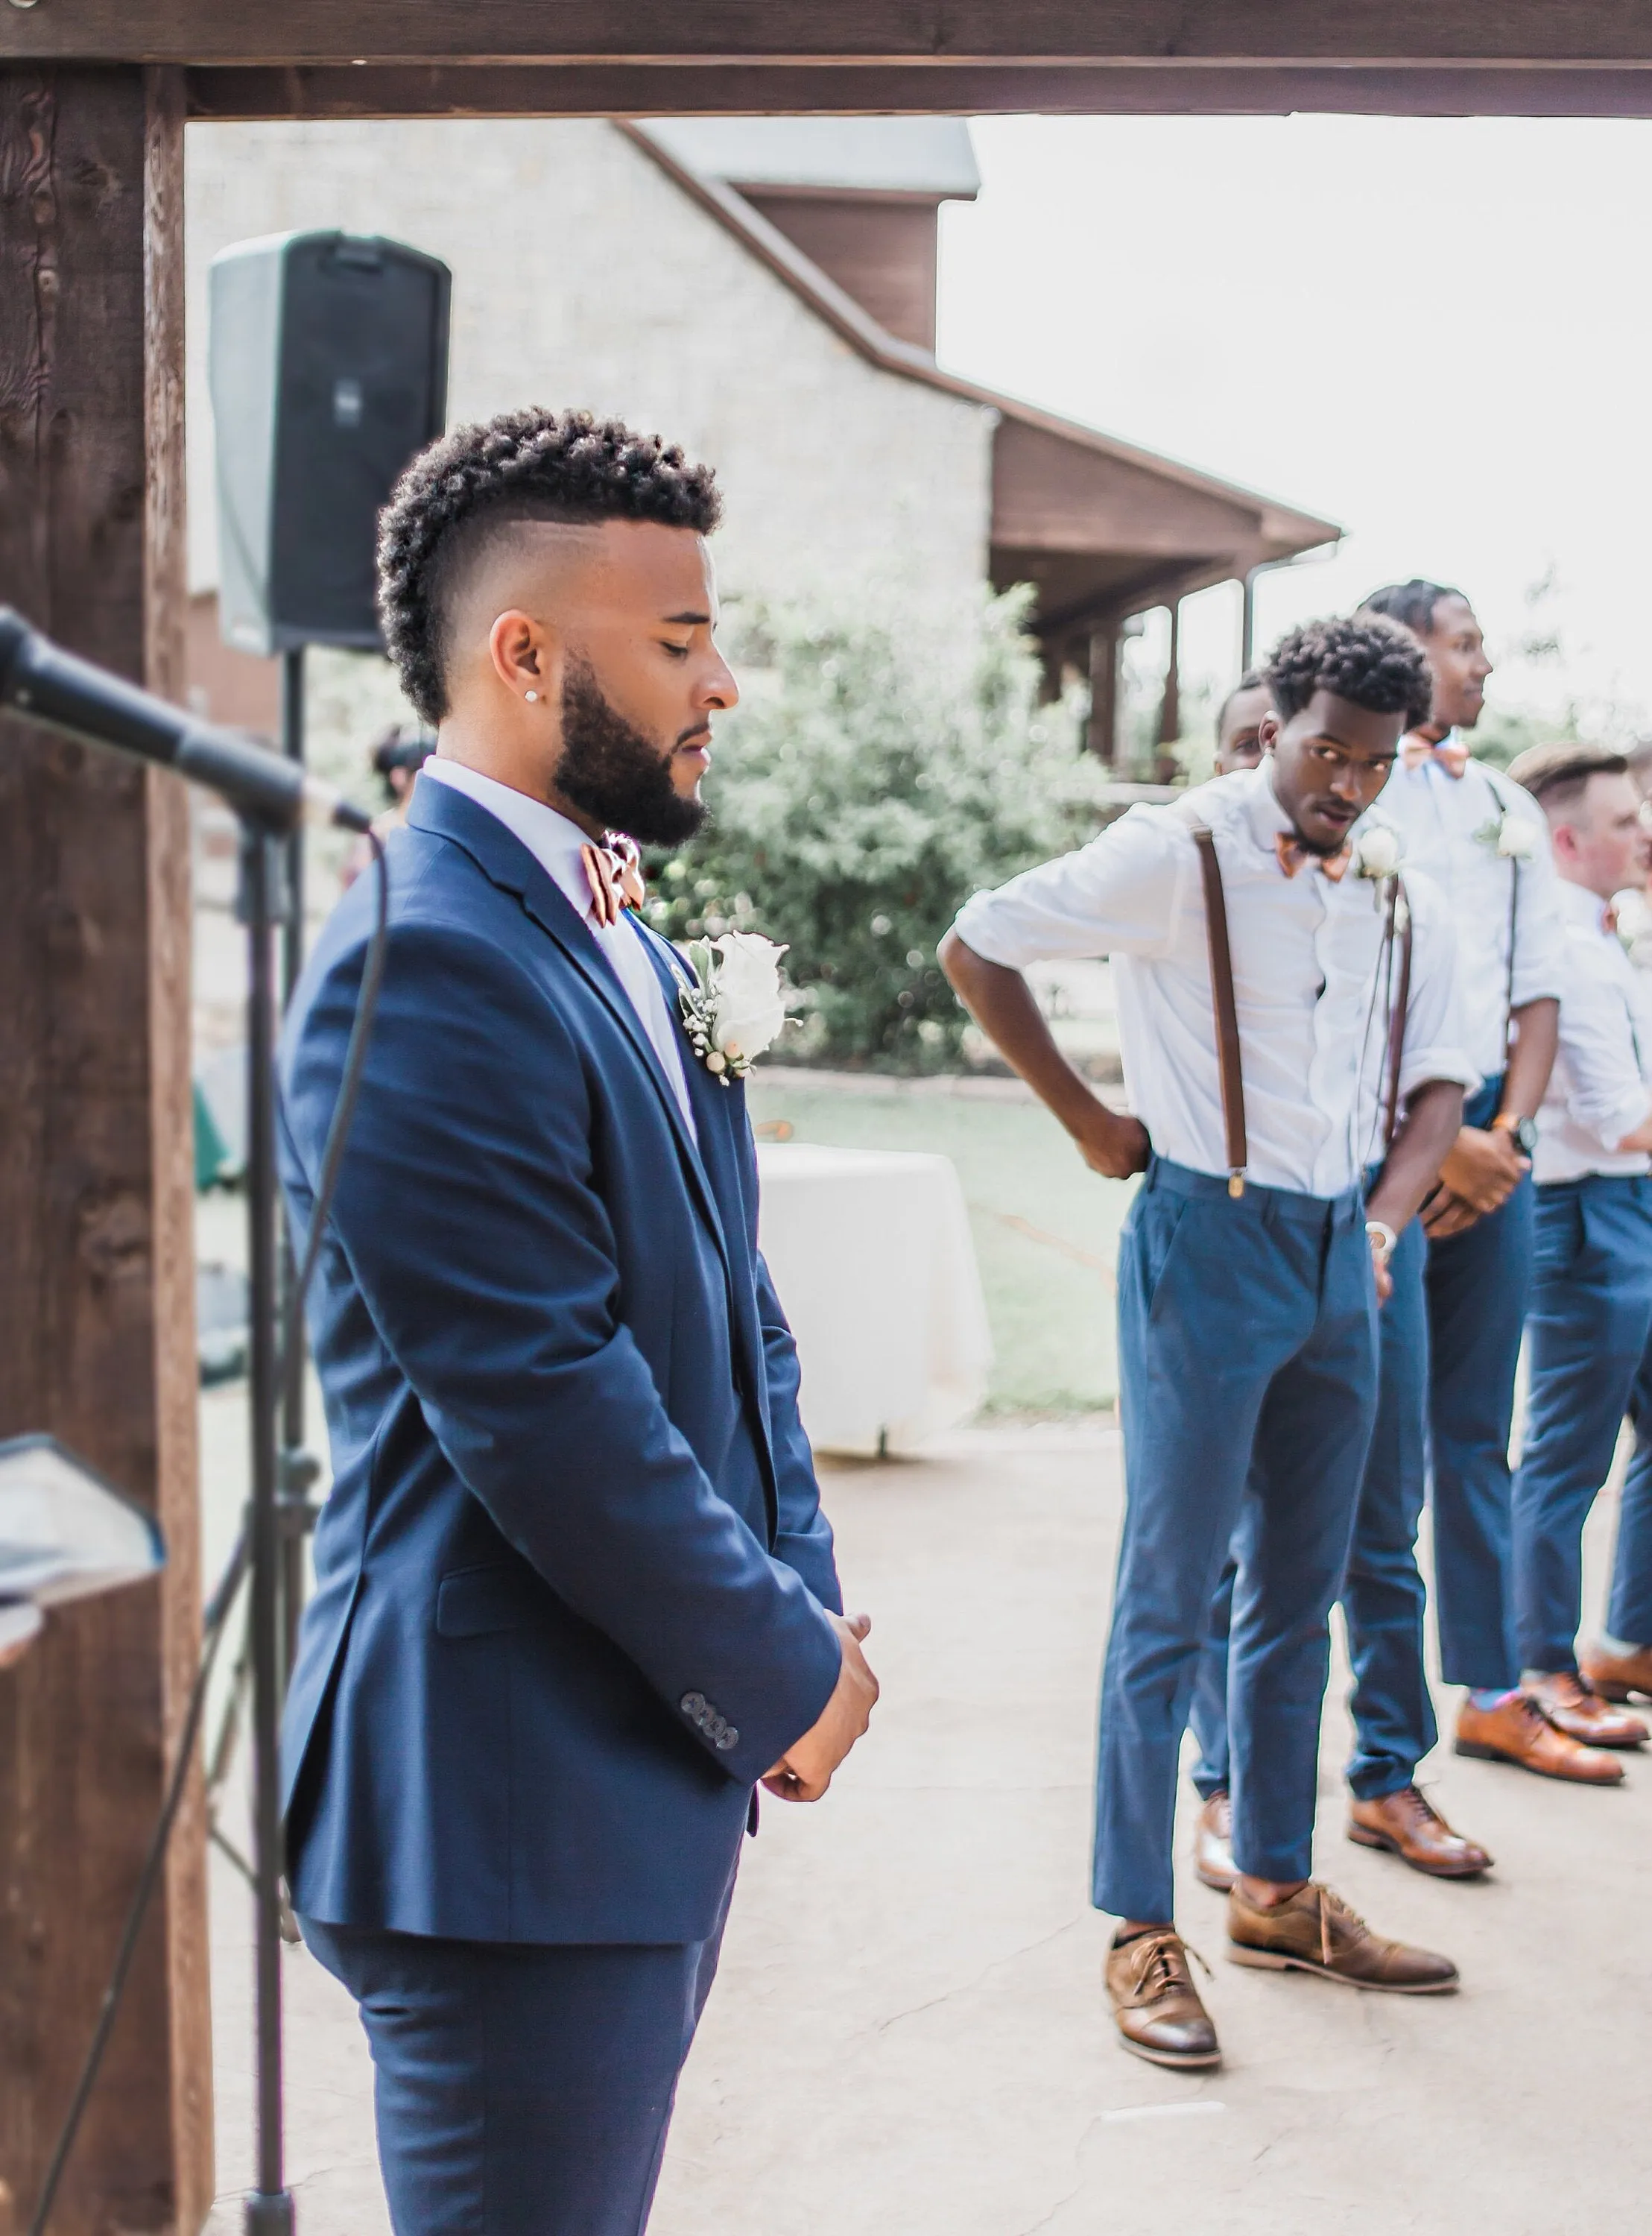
[952,806,1189,968]
[1501,777,1567,1011]
[1396,868,1482,1104]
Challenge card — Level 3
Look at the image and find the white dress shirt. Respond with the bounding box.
[1534,878,1652,1183]
[952,762,1475,1198]
[419,757,697,1138]
[1376,746,1565,1082]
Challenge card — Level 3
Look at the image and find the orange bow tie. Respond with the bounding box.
[1400,731,1470,778]
[580,834,647,928]
[1276,833,1352,882]
[1604,902,1621,936]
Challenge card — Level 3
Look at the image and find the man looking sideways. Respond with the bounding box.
[1359,585,1612,1783]
[278,408,876,2235]
[943,617,1467,2072]
[1505,745,1652,1751]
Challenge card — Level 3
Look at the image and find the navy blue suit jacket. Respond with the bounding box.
[277,779,843,1945]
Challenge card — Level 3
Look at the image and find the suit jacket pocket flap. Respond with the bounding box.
[436,1564,540,1639]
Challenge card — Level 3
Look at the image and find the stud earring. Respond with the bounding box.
[525,689,539,703]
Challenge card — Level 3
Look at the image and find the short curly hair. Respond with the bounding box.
[377,407,723,724]
[1265,615,1433,731]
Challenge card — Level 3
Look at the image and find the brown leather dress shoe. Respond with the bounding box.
[1580,1642,1652,1705]
[1227,1881,1458,1993]
[1346,1784,1492,1877]
[1455,1690,1625,1784]
[1528,1671,1648,1749]
[1194,1791,1237,1892]
[1105,1928,1221,2069]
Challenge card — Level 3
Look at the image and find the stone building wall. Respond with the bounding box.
[183,118,995,623]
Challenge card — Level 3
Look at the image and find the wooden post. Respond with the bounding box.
[1157,598,1182,748]
[0,64,212,2236]
[1086,621,1120,764]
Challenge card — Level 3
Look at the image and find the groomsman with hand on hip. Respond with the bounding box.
[943,616,1469,2071]
[1505,744,1652,1746]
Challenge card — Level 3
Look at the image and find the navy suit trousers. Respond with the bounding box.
[1513,1175,1652,1672]
[300,1875,733,2236]
[1189,1204,1435,1804]
[1095,1159,1378,1924]
[1424,1077,1532,1692]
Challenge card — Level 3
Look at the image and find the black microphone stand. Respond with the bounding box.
[238,820,297,2236]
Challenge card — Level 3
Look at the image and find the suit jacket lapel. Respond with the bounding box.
[636,926,779,1506]
[409,784,730,1286]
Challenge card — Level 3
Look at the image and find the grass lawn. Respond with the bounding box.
[745,1070,1136,1415]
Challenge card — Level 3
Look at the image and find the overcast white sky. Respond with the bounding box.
[936,114,1652,733]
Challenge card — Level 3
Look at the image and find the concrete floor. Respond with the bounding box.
[205,1423,1652,2235]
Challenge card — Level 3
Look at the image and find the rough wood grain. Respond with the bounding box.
[177,57,1652,120]
[14,1,1652,68]
[0,63,210,2236]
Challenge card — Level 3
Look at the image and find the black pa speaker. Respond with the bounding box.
[208,230,452,656]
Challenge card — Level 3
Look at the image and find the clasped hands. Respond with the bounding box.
[762,1610,879,1802]
[1421,1124,1528,1239]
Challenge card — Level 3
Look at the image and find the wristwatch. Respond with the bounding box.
[1364,1219,1397,1267]
[1492,1111,1539,1157]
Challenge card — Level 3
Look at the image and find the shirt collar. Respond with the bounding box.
[419,757,599,926]
[1559,876,1616,937]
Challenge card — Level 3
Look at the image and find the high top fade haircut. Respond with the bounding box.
[1265,615,1434,731]
[376,407,723,727]
[1361,579,1466,639]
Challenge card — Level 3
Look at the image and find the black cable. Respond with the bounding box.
[26,829,392,2236]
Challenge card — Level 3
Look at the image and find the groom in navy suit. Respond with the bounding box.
[278,406,878,2235]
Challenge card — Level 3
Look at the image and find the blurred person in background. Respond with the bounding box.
[343,723,437,888]
[1505,745,1652,1744]
[1212,669,1273,774]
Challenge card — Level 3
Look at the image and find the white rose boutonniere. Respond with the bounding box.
[1353,824,1403,881]
[1473,809,1539,861]
[678,931,792,1082]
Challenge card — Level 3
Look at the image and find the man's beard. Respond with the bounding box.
[554,661,706,848]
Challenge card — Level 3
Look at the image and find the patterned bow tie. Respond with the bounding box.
[1400,730,1470,779]
[1275,832,1352,882]
[580,833,647,928]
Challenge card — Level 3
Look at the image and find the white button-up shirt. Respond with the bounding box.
[1376,745,1564,1082]
[1534,878,1652,1183]
[419,757,697,1137]
[952,762,1475,1198]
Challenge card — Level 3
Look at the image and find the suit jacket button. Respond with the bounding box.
[680,1691,706,1719]
[716,1727,739,1752]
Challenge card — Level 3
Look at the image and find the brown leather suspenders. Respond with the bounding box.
[1381,877,1415,1156]
[1190,825,1247,1197]
[1190,821,1414,1193]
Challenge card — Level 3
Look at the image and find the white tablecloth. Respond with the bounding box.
[755,1142,993,1458]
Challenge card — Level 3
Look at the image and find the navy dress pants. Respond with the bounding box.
[1513,1175,1652,1672]
[1190,1207,1435,1804]
[1423,1077,1532,1693]
[300,1878,732,2236]
[1610,1346,1652,1646]
[1095,1158,1378,1924]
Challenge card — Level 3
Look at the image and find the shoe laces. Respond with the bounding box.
[1307,1883,1364,1969]
[1136,1930,1212,1997]
[1396,1783,1446,1832]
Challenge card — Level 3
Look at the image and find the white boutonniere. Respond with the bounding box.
[1473,809,1538,861]
[1352,824,1404,881]
[677,931,792,1083]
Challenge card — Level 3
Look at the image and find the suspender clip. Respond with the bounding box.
[1227,1172,1245,1199]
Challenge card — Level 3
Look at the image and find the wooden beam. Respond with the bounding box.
[181,60,1652,121]
[17,1,1652,68]
[0,63,211,2236]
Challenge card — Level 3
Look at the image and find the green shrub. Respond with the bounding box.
[640,587,1107,1071]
